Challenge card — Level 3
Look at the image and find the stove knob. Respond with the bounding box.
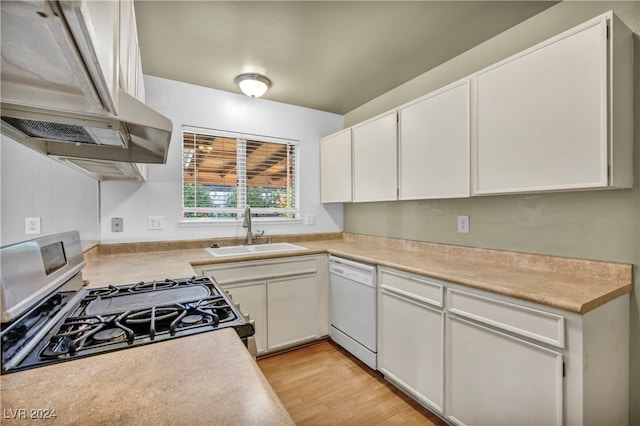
[236,303,241,311]
[82,279,90,287]
[226,291,233,300]
[245,313,251,321]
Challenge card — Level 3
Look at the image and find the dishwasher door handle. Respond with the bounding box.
[329,256,376,272]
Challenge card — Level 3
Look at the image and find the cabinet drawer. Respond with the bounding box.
[379,268,443,308]
[447,288,565,348]
[202,256,319,285]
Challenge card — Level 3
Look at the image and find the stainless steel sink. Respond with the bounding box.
[205,242,308,258]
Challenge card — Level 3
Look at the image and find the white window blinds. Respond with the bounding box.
[182,127,299,220]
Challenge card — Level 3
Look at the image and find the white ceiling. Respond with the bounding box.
[135,1,558,114]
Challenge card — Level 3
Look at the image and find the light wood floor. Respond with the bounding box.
[257,340,447,425]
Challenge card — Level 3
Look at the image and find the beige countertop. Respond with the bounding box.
[306,238,632,314]
[0,329,294,425]
[82,248,213,288]
[2,233,631,426]
[191,234,632,314]
[82,233,632,314]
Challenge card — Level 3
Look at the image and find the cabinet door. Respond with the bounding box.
[222,282,267,354]
[119,0,133,93]
[399,80,470,199]
[267,274,318,351]
[473,17,608,194]
[379,288,444,413]
[320,128,352,203]
[134,43,145,102]
[352,111,397,202]
[447,316,562,426]
[129,3,145,102]
[118,0,145,102]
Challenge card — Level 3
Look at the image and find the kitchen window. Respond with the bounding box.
[182,126,299,221]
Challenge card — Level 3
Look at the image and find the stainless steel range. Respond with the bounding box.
[1,231,255,374]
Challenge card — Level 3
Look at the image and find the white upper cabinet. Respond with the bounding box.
[320,11,632,203]
[135,45,146,103]
[399,79,470,200]
[472,12,633,195]
[352,111,398,202]
[320,128,352,203]
[119,0,145,102]
[119,0,134,93]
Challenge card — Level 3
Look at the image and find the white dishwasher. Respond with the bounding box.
[329,255,377,370]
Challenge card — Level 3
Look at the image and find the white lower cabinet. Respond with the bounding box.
[378,268,445,414]
[446,316,562,426]
[220,281,267,354]
[267,274,318,351]
[200,256,629,424]
[380,289,444,413]
[197,255,328,355]
[378,268,629,426]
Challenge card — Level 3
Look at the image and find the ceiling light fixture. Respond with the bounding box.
[235,73,271,99]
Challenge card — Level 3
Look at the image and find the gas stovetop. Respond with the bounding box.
[1,275,254,374]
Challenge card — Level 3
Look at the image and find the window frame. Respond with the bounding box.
[181,125,301,223]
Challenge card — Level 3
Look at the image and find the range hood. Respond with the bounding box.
[1,93,172,165]
[0,0,172,177]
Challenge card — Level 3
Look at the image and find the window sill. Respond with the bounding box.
[178,217,303,227]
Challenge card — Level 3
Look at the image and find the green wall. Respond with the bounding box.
[343,1,640,422]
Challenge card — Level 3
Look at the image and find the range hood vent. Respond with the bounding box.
[1,94,171,165]
[1,116,126,146]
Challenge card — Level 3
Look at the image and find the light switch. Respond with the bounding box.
[148,216,164,230]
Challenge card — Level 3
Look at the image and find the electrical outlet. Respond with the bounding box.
[304,214,316,226]
[25,217,41,235]
[148,216,164,230]
[457,215,470,234]
[111,217,123,232]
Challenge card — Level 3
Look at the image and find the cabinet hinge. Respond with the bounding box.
[606,24,610,39]
[562,362,566,378]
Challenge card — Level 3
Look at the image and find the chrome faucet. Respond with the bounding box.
[243,205,253,245]
[242,205,265,245]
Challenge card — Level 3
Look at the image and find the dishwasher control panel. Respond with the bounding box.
[330,264,374,286]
